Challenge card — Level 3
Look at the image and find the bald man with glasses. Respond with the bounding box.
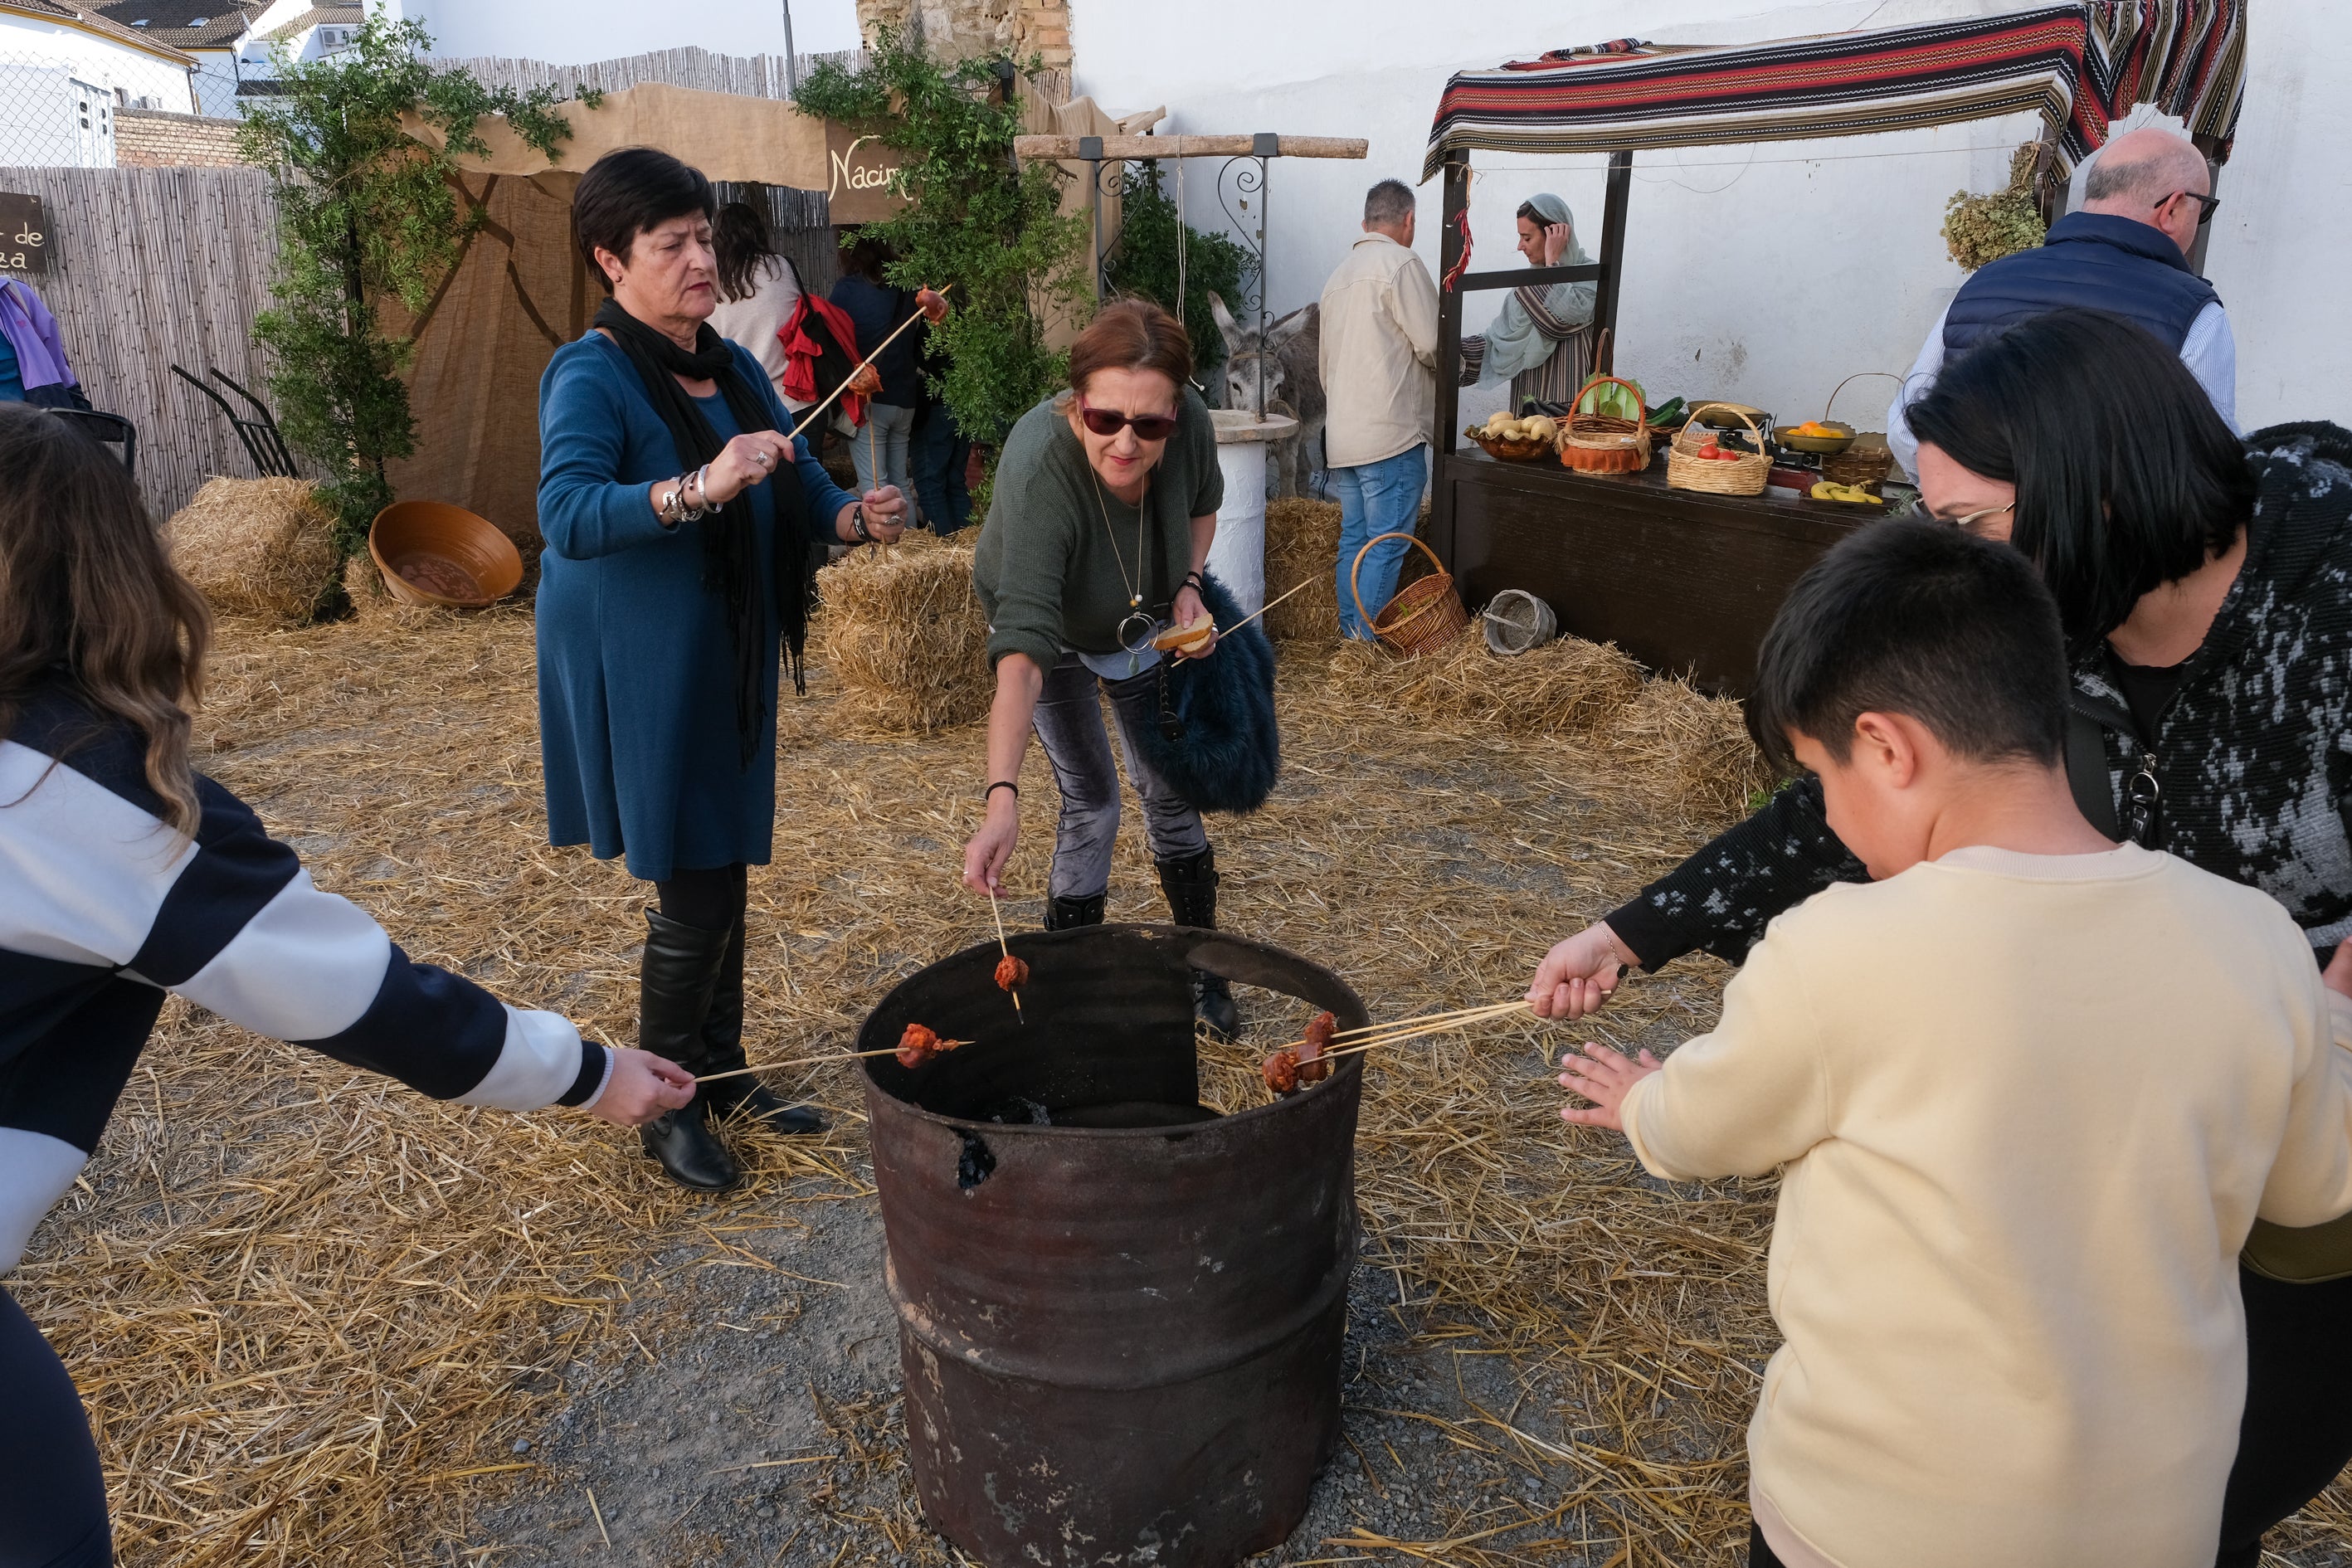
[1889,126,2233,475]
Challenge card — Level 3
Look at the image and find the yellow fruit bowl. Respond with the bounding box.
[1777,420,1858,455]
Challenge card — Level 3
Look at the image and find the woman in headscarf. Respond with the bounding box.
[537,147,908,1193]
[1457,194,1597,409]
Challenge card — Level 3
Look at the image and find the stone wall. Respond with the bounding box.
[854,0,1073,74]
[114,110,249,169]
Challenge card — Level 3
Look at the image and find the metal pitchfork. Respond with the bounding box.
[171,364,299,479]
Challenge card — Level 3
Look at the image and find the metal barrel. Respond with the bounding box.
[861,924,1366,1568]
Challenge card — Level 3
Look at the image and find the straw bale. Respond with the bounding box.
[340,549,438,630]
[1614,674,1776,822]
[1327,632,1643,738]
[811,533,993,736]
[165,477,339,626]
[1262,497,1342,642]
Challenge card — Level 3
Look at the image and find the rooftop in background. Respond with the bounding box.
[262,2,355,43]
[0,0,202,61]
[88,0,264,49]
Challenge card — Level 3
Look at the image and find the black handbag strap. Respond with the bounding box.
[2064,694,2124,842]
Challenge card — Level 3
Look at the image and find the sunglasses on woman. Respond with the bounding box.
[1078,400,1179,441]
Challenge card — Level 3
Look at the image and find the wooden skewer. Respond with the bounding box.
[1215,577,1310,639]
[1271,1001,1536,1064]
[785,284,954,447]
[695,1039,972,1083]
[987,886,1025,1023]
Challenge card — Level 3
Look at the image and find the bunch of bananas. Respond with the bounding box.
[1808,480,1883,505]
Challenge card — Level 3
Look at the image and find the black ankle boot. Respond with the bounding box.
[635,908,742,1192]
[1042,892,1107,931]
[1155,848,1239,1039]
[697,918,826,1135]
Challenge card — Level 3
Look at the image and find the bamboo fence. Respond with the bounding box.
[0,163,286,521]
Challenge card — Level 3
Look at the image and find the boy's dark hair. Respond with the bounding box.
[1748,519,2069,777]
[1905,308,2255,648]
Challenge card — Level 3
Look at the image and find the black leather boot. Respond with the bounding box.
[698,918,826,1135]
[1155,848,1239,1039]
[1042,892,1107,930]
[635,908,742,1192]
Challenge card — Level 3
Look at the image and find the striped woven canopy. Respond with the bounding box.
[1421,2,2246,181]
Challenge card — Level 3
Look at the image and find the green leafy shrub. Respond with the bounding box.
[794,27,1089,489]
[240,17,587,556]
[1102,159,1248,381]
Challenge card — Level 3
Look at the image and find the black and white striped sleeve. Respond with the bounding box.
[0,737,608,1113]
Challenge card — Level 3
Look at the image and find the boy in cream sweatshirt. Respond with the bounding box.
[1539,522,2352,1568]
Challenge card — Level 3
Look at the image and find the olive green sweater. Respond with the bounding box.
[973,390,1224,671]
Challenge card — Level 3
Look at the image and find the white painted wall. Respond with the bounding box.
[0,13,194,162]
[364,0,864,61]
[1069,0,2352,436]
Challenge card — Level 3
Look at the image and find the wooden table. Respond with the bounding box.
[1426,449,1878,694]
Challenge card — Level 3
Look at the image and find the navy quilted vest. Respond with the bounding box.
[1944,212,2219,358]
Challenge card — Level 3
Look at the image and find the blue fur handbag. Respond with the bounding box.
[1135,571,1280,814]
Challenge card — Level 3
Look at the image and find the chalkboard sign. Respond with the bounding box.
[0,192,49,275]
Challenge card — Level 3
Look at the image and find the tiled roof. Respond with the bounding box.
[89,0,264,49]
[0,0,202,61]
[262,2,357,43]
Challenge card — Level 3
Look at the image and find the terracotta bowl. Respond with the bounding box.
[368,501,523,609]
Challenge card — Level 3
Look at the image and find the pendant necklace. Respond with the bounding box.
[1091,467,1156,673]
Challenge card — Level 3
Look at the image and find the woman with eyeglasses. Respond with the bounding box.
[1527,308,2352,1568]
[961,299,1239,1034]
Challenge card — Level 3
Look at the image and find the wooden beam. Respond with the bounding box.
[1451,262,1607,292]
[1012,134,1367,161]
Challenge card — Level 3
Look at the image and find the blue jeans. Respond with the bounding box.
[1332,445,1429,640]
[851,402,916,505]
[911,401,971,533]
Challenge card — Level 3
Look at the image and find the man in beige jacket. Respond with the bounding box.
[1319,178,1439,638]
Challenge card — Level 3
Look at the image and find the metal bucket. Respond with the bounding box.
[861,924,1366,1568]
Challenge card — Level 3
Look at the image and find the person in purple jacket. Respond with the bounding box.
[0,402,697,1568]
[0,276,86,407]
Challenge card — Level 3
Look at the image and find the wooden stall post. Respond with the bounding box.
[1431,149,1469,560]
[1590,149,1632,365]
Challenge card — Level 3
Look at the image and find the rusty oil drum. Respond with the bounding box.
[861,924,1366,1568]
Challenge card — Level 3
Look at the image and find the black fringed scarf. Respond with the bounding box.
[593,299,816,766]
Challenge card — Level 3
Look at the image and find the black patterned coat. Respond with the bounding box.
[1609,421,2352,970]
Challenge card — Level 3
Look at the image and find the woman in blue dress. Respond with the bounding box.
[538,148,907,1191]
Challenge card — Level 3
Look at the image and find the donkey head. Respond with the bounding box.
[1210,291,1308,417]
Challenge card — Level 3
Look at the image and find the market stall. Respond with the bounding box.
[1420,2,2246,691]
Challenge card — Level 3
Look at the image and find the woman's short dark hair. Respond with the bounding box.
[1906,308,2256,646]
[1748,519,2069,778]
[713,201,778,304]
[572,146,715,291]
[840,230,894,284]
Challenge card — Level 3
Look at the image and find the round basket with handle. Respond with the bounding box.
[1482,588,1557,655]
[1816,371,1904,489]
[1561,375,1653,475]
[1351,533,1469,657]
[1668,405,1773,496]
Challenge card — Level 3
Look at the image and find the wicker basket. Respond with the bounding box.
[1351,533,1469,657]
[1816,372,1902,488]
[1668,406,1772,496]
[1465,426,1553,462]
[1482,588,1557,655]
[1561,375,1652,475]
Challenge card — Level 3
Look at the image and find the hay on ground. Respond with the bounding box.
[1327,631,1643,738]
[166,477,339,626]
[340,550,438,629]
[811,533,992,734]
[1614,674,1775,822]
[1263,497,1342,642]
